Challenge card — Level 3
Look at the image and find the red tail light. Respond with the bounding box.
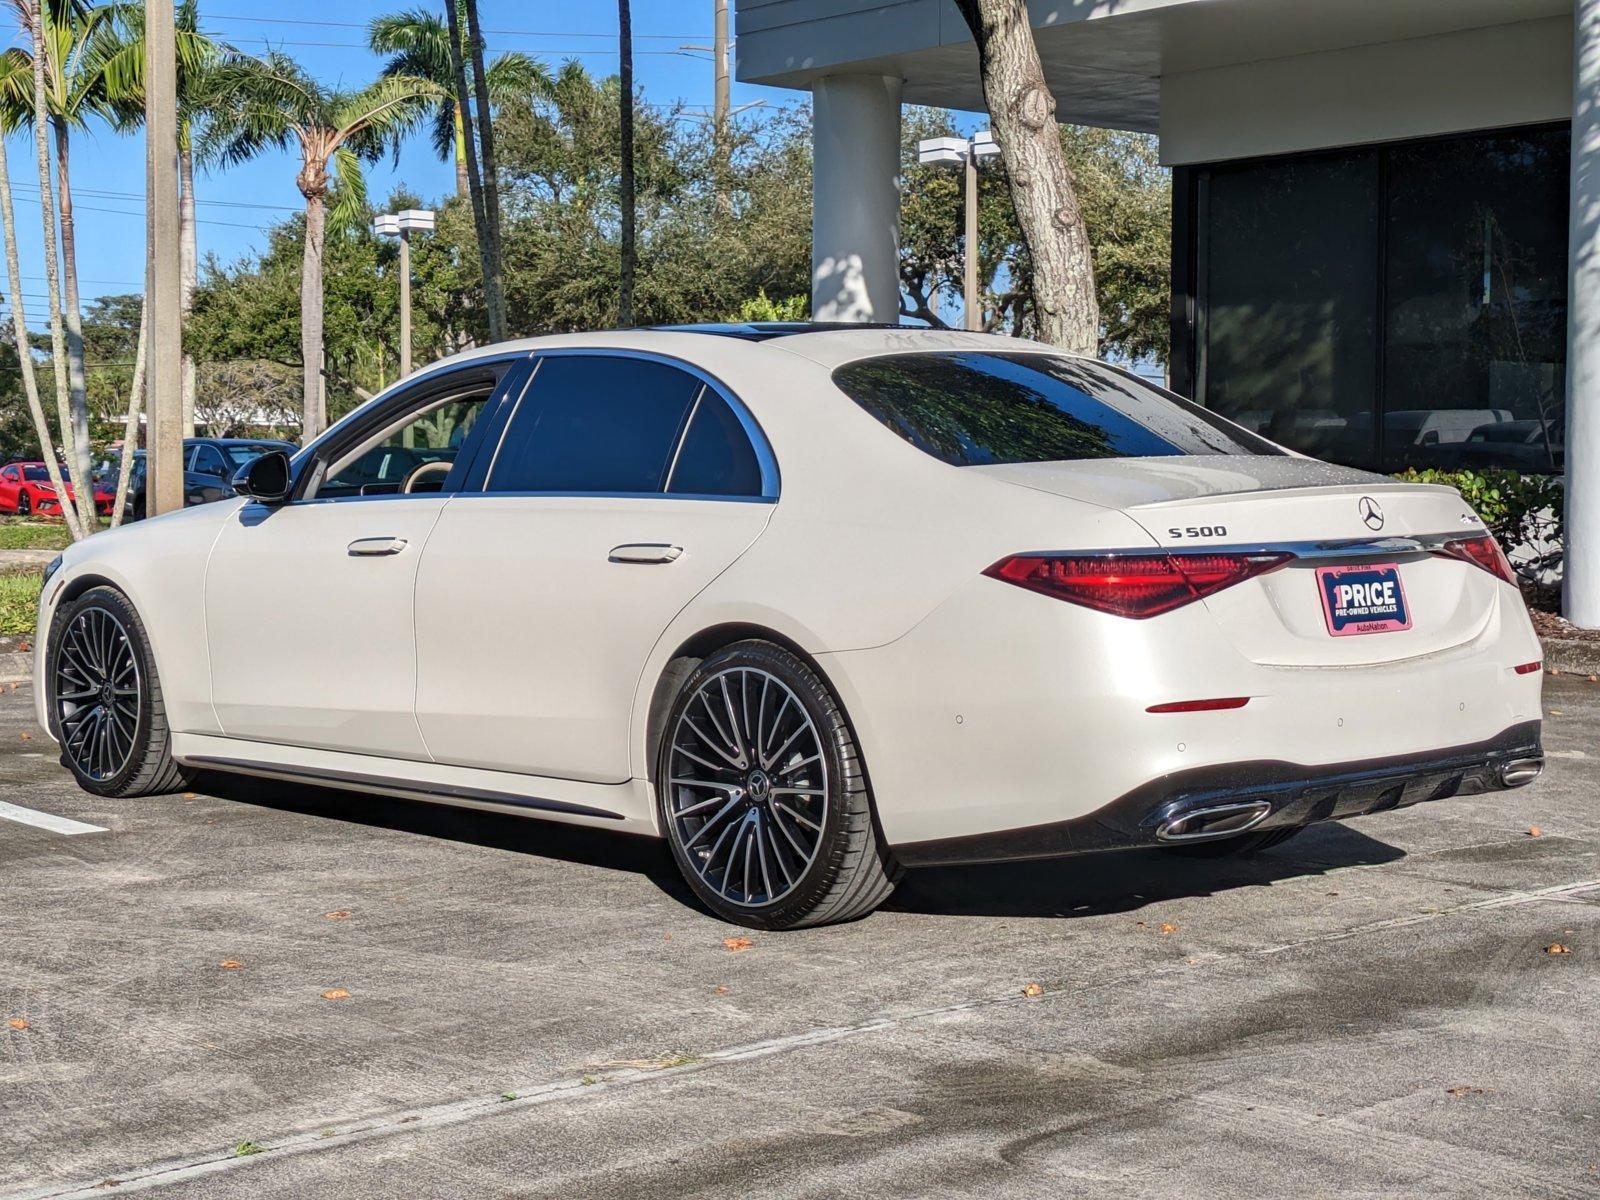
[1436,535,1516,585]
[983,551,1293,619]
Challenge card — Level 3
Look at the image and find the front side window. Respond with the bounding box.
[488,355,703,494]
[832,352,1280,467]
[191,445,228,478]
[315,392,491,500]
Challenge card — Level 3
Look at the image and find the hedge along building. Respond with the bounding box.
[736,0,1600,625]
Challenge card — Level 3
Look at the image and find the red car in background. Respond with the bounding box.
[0,461,114,517]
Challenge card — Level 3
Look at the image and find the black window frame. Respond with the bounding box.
[472,348,779,502]
[1171,119,1570,474]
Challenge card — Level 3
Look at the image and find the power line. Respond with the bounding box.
[205,14,709,40]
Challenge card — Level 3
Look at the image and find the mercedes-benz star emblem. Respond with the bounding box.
[1358,496,1384,531]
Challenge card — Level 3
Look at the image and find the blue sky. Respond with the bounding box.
[2,0,811,330]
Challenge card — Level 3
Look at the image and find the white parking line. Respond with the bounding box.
[0,800,106,836]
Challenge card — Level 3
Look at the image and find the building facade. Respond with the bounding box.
[736,0,1600,623]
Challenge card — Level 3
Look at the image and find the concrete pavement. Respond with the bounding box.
[2,679,1598,1198]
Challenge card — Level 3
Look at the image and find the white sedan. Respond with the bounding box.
[34,326,1545,928]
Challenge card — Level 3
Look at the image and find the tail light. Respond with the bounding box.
[983,551,1293,619]
[1436,535,1516,585]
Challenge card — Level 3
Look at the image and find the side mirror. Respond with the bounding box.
[232,451,291,504]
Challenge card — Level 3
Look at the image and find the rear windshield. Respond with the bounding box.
[831,351,1282,466]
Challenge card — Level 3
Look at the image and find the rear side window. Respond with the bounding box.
[667,392,763,497]
[831,351,1282,465]
[489,356,701,493]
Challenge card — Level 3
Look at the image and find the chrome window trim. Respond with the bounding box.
[478,346,780,502]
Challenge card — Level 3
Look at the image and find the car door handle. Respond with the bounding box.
[347,537,408,557]
[608,543,683,564]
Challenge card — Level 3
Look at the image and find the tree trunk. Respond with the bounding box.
[445,0,505,341]
[463,0,506,328]
[28,6,92,535]
[618,0,636,326]
[953,0,1098,355]
[300,188,327,439]
[453,104,469,198]
[180,140,198,438]
[52,118,93,514]
[0,135,82,540]
[111,303,147,529]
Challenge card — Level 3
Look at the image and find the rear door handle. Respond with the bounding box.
[348,537,408,557]
[608,543,683,564]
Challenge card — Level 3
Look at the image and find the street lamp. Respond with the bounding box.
[917,131,1001,331]
[374,208,435,378]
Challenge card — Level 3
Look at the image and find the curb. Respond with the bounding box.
[1541,637,1600,679]
[0,652,31,684]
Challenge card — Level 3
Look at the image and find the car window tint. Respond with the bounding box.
[192,445,227,477]
[831,352,1283,466]
[320,395,489,500]
[489,356,701,494]
[667,392,763,497]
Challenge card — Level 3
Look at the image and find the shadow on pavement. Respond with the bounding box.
[194,770,1405,922]
[889,823,1405,919]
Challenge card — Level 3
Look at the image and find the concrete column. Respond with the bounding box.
[1568,0,1600,626]
[811,75,903,322]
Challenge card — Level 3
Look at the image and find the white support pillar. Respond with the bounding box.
[811,75,903,323]
[1568,0,1600,626]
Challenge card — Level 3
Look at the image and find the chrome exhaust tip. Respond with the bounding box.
[1497,757,1544,788]
[1156,800,1274,842]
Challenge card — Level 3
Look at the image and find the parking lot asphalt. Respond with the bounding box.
[2,679,1598,1199]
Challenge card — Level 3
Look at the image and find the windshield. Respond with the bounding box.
[222,444,285,468]
[831,351,1282,466]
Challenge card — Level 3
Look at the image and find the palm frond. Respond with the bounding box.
[326,144,369,235]
[331,71,442,160]
[485,50,551,105]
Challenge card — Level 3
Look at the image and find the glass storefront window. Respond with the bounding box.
[1191,125,1569,474]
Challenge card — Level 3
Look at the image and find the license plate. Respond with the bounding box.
[1316,563,1411,636]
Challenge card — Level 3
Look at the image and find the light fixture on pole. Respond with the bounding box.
[374,208,436,378]
[917,131,1001,332]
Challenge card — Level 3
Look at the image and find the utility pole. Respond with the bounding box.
[917,130,1001,332]
[713,0,730,135]
[144,0,183,516]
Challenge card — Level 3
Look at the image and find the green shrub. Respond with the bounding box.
[1394,467,1562,581]
[0,570,42,637]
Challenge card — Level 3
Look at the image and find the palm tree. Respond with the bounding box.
[367,6,543,199]
[202,52,439,437]
[0,123,82,539]
[0,0,117,526]
[439,0,503,340]
[617,0,635,326]
[95,0,227,439]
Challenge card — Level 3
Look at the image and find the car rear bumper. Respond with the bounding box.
[894,720,1543,866]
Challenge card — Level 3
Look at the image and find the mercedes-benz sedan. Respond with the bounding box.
[34,326,1544,928]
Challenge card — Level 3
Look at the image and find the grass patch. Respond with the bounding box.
[0,570,42,637]
[0,518,75,551]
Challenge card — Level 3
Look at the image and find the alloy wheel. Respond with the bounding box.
[54,606,141,782]
[665,667,828,908]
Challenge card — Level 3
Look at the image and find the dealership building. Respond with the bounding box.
[735,0,1600,624]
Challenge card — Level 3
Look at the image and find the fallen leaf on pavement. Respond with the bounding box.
[1544,943,1572,955]
[712,985,728,996]
[322,910,351,920]
[723,936,753,952]
[19,731,30,740]
[218,960,243,970]
[321,988,351,1000]
[7,1018,27,1031]
[1445,1085,1487,1097]
[1158,922,1179,935]
[1021,982,1044,997]
[1528,826,1543,837]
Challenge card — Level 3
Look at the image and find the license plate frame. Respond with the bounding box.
[1316,562,1412,637]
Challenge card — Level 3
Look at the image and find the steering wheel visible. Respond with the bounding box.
[401,460,453,494]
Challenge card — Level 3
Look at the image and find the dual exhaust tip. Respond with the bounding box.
[1497,757,1543,788]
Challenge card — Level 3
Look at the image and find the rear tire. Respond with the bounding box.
[47,586,193,798]
[656,640,901,929]
[1161,826,1304,859]
[17,491,30,516]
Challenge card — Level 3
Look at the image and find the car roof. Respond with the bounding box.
[643,321,907,342]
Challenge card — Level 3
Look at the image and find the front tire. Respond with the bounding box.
[656,640,901,929]
[47,586,192,798]
[17,491,30,516]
